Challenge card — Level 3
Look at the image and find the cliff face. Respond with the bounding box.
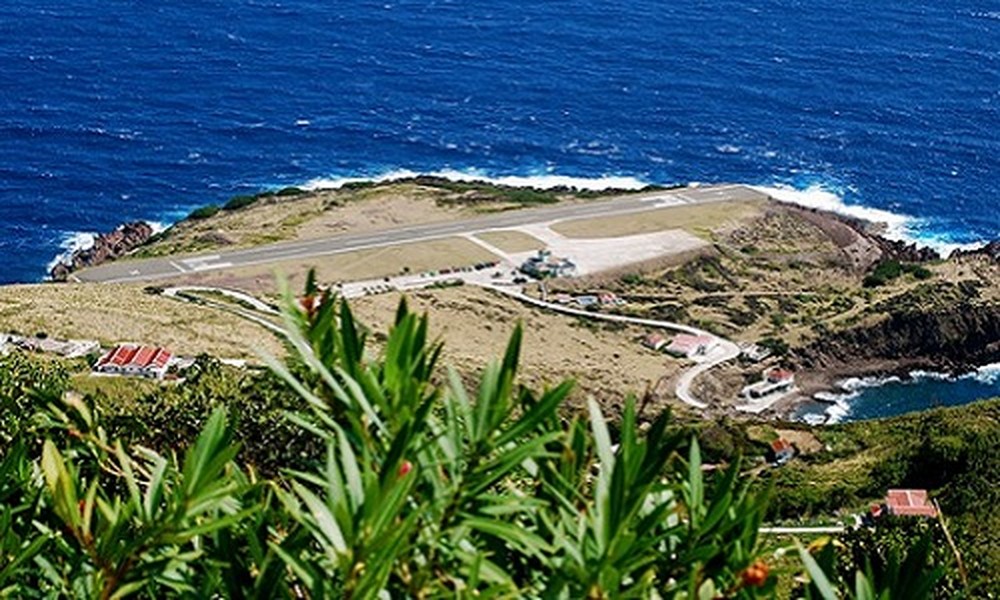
[50,222,154,281]
[794,302,1000,372]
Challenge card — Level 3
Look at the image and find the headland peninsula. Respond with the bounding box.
[2,176,999,594]
[16,176,997,419]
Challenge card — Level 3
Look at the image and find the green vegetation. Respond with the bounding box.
[762,400,1000,596]
[415,176,561,206]
[863,260,933,288]
[186,204,221,220]
[0,273,958,597]
[222,194,259,211]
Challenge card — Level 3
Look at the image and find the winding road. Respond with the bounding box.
[484,285,740,409]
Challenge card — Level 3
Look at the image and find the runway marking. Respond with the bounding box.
[83,184,761,284]
[191,261,233,272]
[181,255,220,266]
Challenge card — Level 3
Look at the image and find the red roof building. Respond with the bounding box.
[766,367,795,384]
[664,333,715,359]
[883,489,938,518]
[769,438,795,465]
[94,344,173,379]
[643,333,668,351]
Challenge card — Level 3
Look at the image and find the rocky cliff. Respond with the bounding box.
[49,222,154,281]
[793,301,1000,373]
[951,240,1000,263]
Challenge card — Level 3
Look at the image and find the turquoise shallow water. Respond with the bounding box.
[1,0,998,282]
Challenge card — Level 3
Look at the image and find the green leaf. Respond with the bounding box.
[797,542,839,600]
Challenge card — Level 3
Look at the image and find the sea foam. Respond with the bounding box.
[43,220,168,279]
[45,231,97,273]
[751,183,987,257]
[302,168,652,193]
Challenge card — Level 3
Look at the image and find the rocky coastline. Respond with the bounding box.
[49,221,155,281]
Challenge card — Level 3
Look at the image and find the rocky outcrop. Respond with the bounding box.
[49,221,154,281]
[874,237,940,263]
[951,240,1000,263]
[793,302,1000,373]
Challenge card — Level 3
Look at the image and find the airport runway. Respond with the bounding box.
[74,184,767,283]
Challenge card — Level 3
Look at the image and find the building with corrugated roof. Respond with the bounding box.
[94,344,173,379]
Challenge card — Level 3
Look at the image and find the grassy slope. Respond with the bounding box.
[0,283,284,360]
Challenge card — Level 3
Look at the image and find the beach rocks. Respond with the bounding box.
[49,221,154,281]
[875,237,940,263]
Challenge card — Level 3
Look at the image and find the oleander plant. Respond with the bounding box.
[0,271,945,598]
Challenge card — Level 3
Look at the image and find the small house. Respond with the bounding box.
[879,489,938,518]
[520,249,577,279]
[643,333,668,351]
[769,438,795,465]
[741,366,796,399]
[94,344,173,380]
[664,333,715,359]
[740,343,772,362]
[598,293,624,307]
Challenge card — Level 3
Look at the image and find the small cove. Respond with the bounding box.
[793,364,1000,424]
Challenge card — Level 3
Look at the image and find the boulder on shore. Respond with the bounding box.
[49,221,154,281]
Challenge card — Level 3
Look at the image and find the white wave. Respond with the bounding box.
[45,231,97,273]
[44,220,167,277]
[838,374,902,391]
[907,363,1000,385]
[908,369,951,381]
[800,413,828,426]
[751,183,988,256]
[715,144,742,154]
[823,396,853,424]
[302,168,652,193]
[971,363,1000,385]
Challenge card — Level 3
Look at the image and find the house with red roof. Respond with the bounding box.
[769,438,795,465]
[664,333,715,359]
[875,489,938,518]
[642,333,668,351]
[741,366,796,399]
[94,344,173,379]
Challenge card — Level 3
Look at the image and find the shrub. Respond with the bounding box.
[222,194,258,211]
[186,204,221,220]
[275,186,305,197]
[0,271,947,598]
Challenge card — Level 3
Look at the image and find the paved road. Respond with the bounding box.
[485,285,740,410]
[757,526,846,535]
[74,184,767,283]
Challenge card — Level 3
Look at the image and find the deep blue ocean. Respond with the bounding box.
[2,1,999,415]
[2,0,998,284]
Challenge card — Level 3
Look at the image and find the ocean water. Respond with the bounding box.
[1,0,998,283]
[794,364,1000,423]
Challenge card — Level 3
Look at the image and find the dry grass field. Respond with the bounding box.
[550,199,765,239]
[349,285,685,416]
[135,184,483,258]
[173,236,502,295]
[0,283,284,359]
[473,230,545,253]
